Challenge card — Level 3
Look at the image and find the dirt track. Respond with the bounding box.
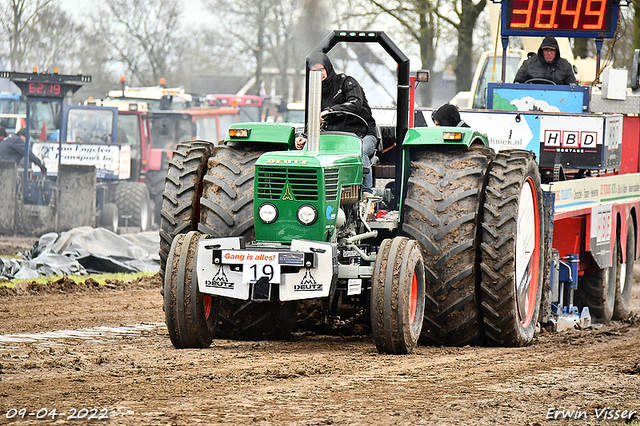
[0,271,639,424]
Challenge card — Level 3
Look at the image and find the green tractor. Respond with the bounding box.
[159,31,544,354]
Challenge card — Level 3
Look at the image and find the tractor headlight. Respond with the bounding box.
[258,203,278,224]
[297,205,318,225]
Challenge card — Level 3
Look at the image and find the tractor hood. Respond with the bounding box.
[253,133,364,244]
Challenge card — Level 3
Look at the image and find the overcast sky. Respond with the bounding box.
[60,0,209,23]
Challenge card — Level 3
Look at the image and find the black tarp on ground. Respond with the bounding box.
[1,227,160,280]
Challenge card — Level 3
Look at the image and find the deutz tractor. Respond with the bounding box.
[160,31,544,354]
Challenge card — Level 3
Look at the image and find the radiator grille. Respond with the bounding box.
[257,167,318,200]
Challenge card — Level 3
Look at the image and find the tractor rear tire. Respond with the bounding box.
[146,169,166,226]
[403,146,491,346]
[480,150,544,346]
[199,144,263,239]
[164,231,218,348]
[159,141,214,281]
[199,143,298,341]
[613,219,636,320]
[371,237,425,354]
[215,298,298,341]
[114,182,151,231]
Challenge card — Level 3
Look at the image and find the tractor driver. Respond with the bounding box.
[514,34,577,85]
[295,52,378,196]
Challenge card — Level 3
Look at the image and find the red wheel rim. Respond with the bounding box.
[410,271,418,324]
[517,177,540,328]
[204,294,213,319]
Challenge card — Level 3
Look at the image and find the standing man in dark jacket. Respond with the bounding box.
[514,35,577,85]
[0,128,47,175]
[295,52,377,195]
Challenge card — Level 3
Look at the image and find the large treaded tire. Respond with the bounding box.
[575,265,615,323]
[164,231,218,348]
[480,150,544,346]
[114,182,151,231]
[403,146,491,346]
[371,237,425,354]
[200,143,298,341]
[199,145,263,238]
[98,203,119,233]
[146,169,166,226]
[159,141,215,281]
[614,219,636,320]
[574,219,617,324]
[215,298,298,341]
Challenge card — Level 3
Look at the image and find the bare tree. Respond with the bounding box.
[92,0,187,86]
[0,0,55,70]
[21,2,84,71]
[339,0,441,106]
[206,0,270,95]
[435,0,487,92]
[265,0,310,105]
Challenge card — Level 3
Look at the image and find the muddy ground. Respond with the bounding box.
[0,238,639,425]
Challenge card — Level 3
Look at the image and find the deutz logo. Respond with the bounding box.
[267,159,308,165]
[282,184,294,200]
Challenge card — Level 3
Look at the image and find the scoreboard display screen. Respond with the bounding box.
[27,82,62,97]
[502,0,618,38]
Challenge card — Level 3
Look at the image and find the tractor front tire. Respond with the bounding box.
[371,237,425,354]
[199,143,298,341]
[164,231,218,348]
[480,150,544,346]
[159,141,214,281]
[403,146,491,346]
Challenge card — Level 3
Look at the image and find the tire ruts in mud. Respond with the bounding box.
[159,140,214,282]
[403,146,491,346]
[480,149,543,346]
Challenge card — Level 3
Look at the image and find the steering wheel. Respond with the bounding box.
[524,78,556,85]
[320,110,368,131]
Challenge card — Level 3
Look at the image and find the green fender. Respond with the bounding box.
[398,126,489,219]
[224,122,300,150]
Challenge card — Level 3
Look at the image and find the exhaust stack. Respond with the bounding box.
[307,70,322,151]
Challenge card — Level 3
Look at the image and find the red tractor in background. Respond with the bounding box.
[91,82,241,225]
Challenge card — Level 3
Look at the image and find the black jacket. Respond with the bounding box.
[514,35,577,85]
[309,52,377,138]
[0,134,47,172]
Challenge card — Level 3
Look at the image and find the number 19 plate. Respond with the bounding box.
[220,250,281,284]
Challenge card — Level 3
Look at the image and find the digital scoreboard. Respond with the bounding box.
[0,71,91,98]
[501,0,619,38]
